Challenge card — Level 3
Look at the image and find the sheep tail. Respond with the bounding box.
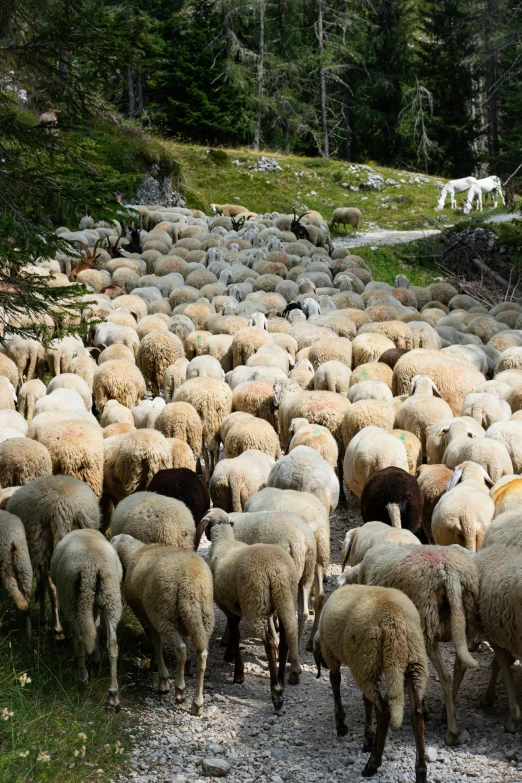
[445,569,478,670]
[229,473,244,513]
[7,541,32,612]
[75,571,98,656]
[471,402,486,429]
[382,620,407,728]
[270,568,299,663]
[386,503,402,529]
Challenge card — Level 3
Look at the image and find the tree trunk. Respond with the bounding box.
[317,0,329,157]
[283,118,291,154]
[342,66,351,161]
[253,2,265,151]
[137,72,144,117]
[485,0,501,159]
[56,47,70,97]
[127,66,136,119]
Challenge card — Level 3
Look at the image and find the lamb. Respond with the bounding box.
[147,468,210,528]
[7,475,101,639]
[34,388,87,415]
[313,360,351,393]
[131,397,165,429]
[431,461,495,551]
[329,207,361,236]
[210,450,275,513]
[267,445,339,514]
[343,427,409,498]
[100,400,135,428]
[286,418,338,469]
[111,491,196,548]
[417,464,453,542]
[112,535,213,715]
[461,392,511,428]
[46,373,92,410]
[475,545,522,732]
[46,335,85,377]
[17,379,46,422]
[199,511,301,711]
[442,431,513,483]
[0,438,52,488]
[357,542,480,745]
[340,521,420,573]
[341,400,395,449]
[360,466,424,537]
[5,336,45,384]
[211,203,251,217]
[138,330,185,397]
[50,529,122,708]
[0,510,33,642]
[426,417,484,465]
[224,508,316,645]
[244,487,330,649]
[103,429,172,505]
[314,584,428,783]
[288,358,314,389]
[154,402,203,464]
[223,416,281,460]
[394,375,454,458]
[93,360,147,411]
[174,377,233,478]
[163,358,189,402]
[186,354,224,380]
[38,420,104,496]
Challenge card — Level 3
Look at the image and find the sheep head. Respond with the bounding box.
[196,507,233,547]
[410,374,442,397]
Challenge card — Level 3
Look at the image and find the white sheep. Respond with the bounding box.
[267,445,339,514]
[50,529,122,708]
[0,510,33,642]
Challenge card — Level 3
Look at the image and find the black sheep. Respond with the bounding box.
[360,466,425,541]
[147,468,210,526]
[378,348,409,370]
[282,301,303,320]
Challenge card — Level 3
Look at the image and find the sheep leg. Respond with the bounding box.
[264,627,283,712]
[165,627,187,703]
[363,696,375,751]
[297,583,309,647]
[74,626,89,684]
[406,675,427,783]
[491,643,521,733]
[38,579,48,631]
[428,644,461,745]
[47,576,64,640]
[191,648,208,716]
[329,663,348,736]
[452,655,466,700]
[306,565,324,652]
[363,696,390,777]
[105,617,120,711]
[480,655,500,707]
[148,628,171,694]
[277,619,288,689]
[91,609,101,664]
[221,620,231,649]
[227,613,244,684]
[202,449,211,482]
[337,454,346,505]
[269,615,279,645]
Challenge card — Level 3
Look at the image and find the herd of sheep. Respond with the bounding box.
[2,202,522,783]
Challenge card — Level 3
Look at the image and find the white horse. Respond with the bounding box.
[463,176,505,213]
[436,176,478,210]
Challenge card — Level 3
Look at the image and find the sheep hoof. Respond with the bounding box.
[305,638,314,653]
[175,688,186,704]
[233,672,244,685]
[362,761,379,777]
[335,722,348,738]
[106,692,120,712]
[190,702,202,717]
[271,687,284,712]
[504,717,520,733]
[480,691,495,707]
[288,671,300,685]
[362,733,374,751]
[445,729,461,746]
[415,766,427,783]
[224,649,235,664]
[157,680,170,695]
[54,630,65,643]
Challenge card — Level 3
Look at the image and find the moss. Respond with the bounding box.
[207,148,229,166]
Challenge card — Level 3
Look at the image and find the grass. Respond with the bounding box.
[354,243,442,287]
[0,603,155,783]
[154,138,511,232]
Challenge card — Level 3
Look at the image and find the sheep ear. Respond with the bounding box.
[483,472,494,488]
[431,381,442,398]
[410,376,419,395]
[446,467,463,491]
[467,430,477,439]
[195,514,212,549]
[437,425,450,436]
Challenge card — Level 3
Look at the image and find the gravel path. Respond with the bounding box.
[119,497,522,783]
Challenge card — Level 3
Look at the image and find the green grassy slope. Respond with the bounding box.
[160,140,509,232]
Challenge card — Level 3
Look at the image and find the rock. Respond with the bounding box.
[460,729,471,744]
[506,749,519,762]
[201,757,231,777]
[426,746,438,763]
